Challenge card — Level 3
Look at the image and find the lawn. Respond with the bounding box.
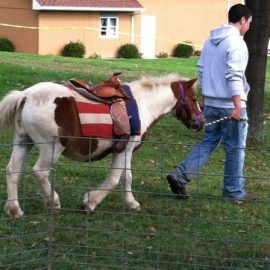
[0,52,270,270]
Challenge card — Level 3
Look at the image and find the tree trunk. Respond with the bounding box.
[244,0,270,144]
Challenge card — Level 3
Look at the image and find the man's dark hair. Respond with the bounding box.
[228,4,252,23]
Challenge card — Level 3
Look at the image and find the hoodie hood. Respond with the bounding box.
[210,24,240,46]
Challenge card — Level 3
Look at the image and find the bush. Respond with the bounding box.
[156,52,168,58]
[61,41,86,58]
[88,52,101,59]
[118,43,140,59]
[0,37,15,52]
[194,50,201,56]
[174,42,194,58]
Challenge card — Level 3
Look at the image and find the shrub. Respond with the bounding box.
[194,50,201,56]
[61,41,86,58]
[88,52,101,59]
[156,52,168,58]
[0,37,15,52]
[174,42,194,58]
[118,43,140,59]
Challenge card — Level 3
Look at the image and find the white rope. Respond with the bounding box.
[204,116,247,126]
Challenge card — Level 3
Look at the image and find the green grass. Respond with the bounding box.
[0,52,270,269]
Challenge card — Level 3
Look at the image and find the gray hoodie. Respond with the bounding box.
[197,24,250,108]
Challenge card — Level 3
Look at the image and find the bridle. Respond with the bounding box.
[176,82,203,127]
[174,83,247,130]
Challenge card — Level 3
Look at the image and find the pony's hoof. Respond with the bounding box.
[81,204,94,215]
[44,195,61,212]
[50,207,61,215]
[127,201,141,211]
[4,203,24,219]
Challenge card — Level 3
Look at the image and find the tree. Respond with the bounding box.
[244,0,270,144]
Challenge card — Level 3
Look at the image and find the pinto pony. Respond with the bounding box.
[0,74,204,218]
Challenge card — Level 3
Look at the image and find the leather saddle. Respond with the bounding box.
[64,73,131,152]
[66,72,130,103]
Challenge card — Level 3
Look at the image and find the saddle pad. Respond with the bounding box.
[72,91,113,138]
[121,84,141,135]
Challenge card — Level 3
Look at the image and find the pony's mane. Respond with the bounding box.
[134,73,188,89]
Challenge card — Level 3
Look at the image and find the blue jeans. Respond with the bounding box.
[170,105,248,200]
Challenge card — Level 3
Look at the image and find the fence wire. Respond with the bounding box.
[0,127,270,270]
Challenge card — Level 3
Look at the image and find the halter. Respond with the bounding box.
[178,83,189,112]
[178,83,203,125]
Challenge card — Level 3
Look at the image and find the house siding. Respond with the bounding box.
[0,0,39,53]
[38,11,132,57]
[0,0,244,58]
[136,0,242,56]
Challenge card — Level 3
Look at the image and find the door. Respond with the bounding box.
[140,15,156,59]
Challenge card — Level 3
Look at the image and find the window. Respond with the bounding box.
[100,15,119,38]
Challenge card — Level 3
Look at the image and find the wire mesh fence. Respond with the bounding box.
[0,126,270,270]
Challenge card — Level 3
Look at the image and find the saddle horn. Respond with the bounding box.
[103,72,122,88]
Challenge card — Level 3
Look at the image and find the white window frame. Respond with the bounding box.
[100,15,119,39]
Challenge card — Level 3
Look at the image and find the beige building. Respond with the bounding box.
[0,0,244,58]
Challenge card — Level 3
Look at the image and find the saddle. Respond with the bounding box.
[64,73,131,152]
[66,72,130,103]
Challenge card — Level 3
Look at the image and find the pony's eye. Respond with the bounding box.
[193,99,197,102]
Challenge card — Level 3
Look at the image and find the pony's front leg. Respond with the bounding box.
[120,140,140,211]
[83,152,125,213]
[121,165,140,211]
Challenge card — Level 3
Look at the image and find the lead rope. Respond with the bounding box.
[204,116,248,127]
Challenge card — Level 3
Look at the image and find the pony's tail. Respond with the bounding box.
[0,90,23,130]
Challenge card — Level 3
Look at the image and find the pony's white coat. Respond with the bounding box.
[0,74,201,218]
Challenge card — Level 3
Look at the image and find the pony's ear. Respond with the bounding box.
[187,78,197,88]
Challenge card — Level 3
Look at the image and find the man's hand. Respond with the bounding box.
[229,95,241,121]
[229,107,241,120]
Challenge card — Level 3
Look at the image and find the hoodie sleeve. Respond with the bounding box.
[225,39,248,97]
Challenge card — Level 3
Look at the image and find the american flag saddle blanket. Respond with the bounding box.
[65,81,141,139]
[72,90,114,138]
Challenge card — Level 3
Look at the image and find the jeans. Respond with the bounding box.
[171,105,248,200]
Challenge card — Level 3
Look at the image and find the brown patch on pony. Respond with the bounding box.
[170,82,190,124]
[54,96,99,157]
[170,79,198,129]
[54,97,80,140]
[170,82,179,99]
[171,78,197,99]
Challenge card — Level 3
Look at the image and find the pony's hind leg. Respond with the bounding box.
[5,137,33,218]
[32,141,64,212]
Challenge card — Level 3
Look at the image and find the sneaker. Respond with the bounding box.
[166,175,188,199]
[224,193,257,205]
[236,193,257,203]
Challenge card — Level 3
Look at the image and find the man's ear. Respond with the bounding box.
[240,16,246,24]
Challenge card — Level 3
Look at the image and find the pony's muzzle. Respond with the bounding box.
[189,112,205,131]
[190,118,205,132]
